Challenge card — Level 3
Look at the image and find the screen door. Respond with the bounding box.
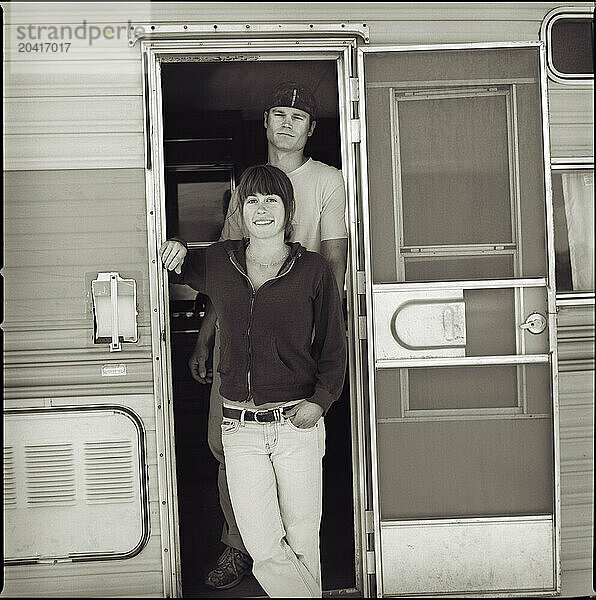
[357,43,559,596]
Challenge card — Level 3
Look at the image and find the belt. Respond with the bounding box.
[222,405,293,423]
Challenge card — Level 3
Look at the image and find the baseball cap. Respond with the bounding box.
[266,81,317,119]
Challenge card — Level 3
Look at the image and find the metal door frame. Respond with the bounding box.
[356,41,560,597]
[140,34,370,597]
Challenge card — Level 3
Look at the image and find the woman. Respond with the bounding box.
[159,164,346,598]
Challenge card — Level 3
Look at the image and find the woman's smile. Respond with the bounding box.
[243,192,286,239]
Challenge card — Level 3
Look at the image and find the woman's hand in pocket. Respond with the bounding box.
[285,400,323,429]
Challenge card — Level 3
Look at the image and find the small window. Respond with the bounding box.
[165,165,234,246]
[542,8,594,83]
[552,167,594,292]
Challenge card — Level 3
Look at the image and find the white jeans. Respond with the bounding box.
[221,415,325,598]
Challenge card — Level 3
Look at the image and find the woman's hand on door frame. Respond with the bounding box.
[159,240,187,274]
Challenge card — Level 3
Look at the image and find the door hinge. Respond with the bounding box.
[356,270,366,295]
[161,329,166,342]
[365,510,375,534]
[349,77,360,102]
[358,315,367,340]
[366,550,376,574]
[351,119,361,143]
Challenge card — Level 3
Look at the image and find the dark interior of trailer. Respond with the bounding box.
[161,59,356,597]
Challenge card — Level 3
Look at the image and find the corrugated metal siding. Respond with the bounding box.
[4,60,142,98]
[4,97,144,134]
[3,3,592,171]
[3,0,161,594]
[3,169,150,324]
[548,86,593,119]
[557,305,595,598]
[549,84,594,160]
[2,1,593,597]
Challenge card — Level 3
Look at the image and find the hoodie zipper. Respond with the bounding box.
[229,250,301,401]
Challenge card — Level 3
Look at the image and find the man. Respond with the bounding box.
[191,82,347,590]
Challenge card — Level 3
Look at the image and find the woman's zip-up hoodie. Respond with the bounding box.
[169,239,347,413]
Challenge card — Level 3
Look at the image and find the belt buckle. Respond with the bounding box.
[253,408,280,423]
[253,409,267,423]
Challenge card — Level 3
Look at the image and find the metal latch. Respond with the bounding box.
[91,272,138,351]
[520,312,547,335]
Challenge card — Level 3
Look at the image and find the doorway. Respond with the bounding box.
[161,58,357,597]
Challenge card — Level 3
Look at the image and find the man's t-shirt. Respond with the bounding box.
[220,158,348,251]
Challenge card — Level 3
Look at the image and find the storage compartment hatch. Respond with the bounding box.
[4,407,149,563]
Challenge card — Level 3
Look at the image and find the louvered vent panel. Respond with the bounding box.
[85,440,135,504]
[4,446,17,508]
[6,409,147,561]
[25,443,75,506]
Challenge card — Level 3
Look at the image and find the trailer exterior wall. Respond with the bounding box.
[3,2,163,596]
[2,2,593,597]
[557,306,595,596]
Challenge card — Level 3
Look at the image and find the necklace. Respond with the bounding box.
[246,246,289,269]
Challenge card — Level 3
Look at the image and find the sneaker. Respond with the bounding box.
[204,546,253,590]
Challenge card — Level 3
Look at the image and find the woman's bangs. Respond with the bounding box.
[242,167,284,200]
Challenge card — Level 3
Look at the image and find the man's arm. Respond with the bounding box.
[188,298,217,384]
[318,167,348,296]
[320,237,348,297]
